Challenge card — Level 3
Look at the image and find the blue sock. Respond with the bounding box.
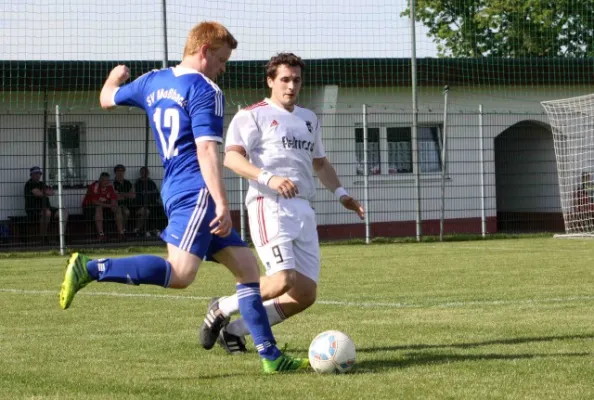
[236,282,281,361]
[86,255,172,287]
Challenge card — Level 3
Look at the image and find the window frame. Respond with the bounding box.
[354,124,443,177]
[354,127,381,176]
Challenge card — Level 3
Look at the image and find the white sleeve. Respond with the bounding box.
[225,110,259,154]
[312,117,326,158]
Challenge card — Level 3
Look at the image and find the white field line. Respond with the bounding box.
[421,244,594,252]
[2,288,594,309]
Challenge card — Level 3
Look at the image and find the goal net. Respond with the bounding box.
[541,94,594,238]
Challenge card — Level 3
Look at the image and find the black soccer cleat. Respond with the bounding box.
[199,297,230,350]
[217,326,247,354]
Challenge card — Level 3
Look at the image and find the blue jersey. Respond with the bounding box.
[114,67,224,203]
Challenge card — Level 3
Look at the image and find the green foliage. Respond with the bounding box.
[403,0,594,57]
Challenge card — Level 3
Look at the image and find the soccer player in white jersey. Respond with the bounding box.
[199,53,364,353]
[59,23,307,373]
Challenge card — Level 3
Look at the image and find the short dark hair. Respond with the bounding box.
[114,164,125,173]
[99,172,110,179]
[265,53,305,79]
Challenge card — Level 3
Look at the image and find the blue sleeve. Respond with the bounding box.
[114,71,154,109]
[188,82,224,142]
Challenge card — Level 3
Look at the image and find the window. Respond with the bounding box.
[354,125,442,176]
[47,123,86,187]
[387,128,413,173]
[418,127,442,173]
[387,127,441,173]
[355,127,380,175]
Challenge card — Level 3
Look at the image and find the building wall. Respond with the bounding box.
[309,86,581,230]
[0,85,586,234]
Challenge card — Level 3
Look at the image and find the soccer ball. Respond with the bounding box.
[308,330,356,374]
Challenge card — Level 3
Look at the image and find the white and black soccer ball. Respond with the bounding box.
[308,330,356,374]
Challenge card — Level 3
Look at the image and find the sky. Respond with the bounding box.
[0,0,438,61]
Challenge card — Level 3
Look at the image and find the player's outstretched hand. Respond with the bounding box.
[108,65,130,86]
[340,196,365,220]
[210,204,232,237]
[268,176,299,199]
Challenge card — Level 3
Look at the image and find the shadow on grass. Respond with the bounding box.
[351,351,590,373]
[353,333,594,353]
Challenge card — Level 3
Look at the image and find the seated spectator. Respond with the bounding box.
[24,166,69,244]
[113,164,134,226]
[83,172,125,241]
[135,167,165,237]
[113,164,151,238]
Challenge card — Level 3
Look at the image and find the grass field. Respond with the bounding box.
[1,237,594,399]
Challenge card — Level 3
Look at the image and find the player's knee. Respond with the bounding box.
[167,265,197,289]
[166,253,199,289]
[300,290,317,309]
[289,285,317,310]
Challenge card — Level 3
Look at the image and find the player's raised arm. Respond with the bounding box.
[99,65,130,109]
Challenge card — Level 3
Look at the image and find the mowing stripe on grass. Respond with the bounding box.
[2,288,594,309]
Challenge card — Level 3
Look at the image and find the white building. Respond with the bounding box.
[1,58,593,239]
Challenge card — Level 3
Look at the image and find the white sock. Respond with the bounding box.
[226,298,287,337]
[218,295,240,317]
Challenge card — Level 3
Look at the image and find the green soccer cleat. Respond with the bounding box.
[262,353,310,374]
[59,252,93,310]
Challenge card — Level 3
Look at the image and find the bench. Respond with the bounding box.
[8,208,241,245]
[7,211,169,244]
[8,214,84,244]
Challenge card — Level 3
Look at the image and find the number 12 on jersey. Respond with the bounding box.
[153,107,180,160]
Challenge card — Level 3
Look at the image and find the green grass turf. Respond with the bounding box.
[1,237,593,399]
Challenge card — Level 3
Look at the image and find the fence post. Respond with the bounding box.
[439,85,449,241]
[362,104,371,244]
[410,0,422,241]
[479,104,486,237]
[237,104,246,242]
[161,0,168,69]
[55,105,66,255]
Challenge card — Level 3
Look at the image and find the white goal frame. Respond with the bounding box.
[541,93,594,239]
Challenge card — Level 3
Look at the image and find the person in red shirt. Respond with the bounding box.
[82,172,125,241]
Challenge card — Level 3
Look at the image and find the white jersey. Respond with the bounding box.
[226,98,326,206]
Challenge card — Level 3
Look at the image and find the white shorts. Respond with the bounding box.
[247,196,320,283]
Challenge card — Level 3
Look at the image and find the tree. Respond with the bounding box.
[403,0,594,57]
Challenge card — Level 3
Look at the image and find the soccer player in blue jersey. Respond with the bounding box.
[58,21,307,374]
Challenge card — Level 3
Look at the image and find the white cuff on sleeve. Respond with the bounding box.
[334,187,348,201]
[257,170,274,186]
[111,87,120,107]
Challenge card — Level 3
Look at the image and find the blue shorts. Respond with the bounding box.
[160,188,246,261]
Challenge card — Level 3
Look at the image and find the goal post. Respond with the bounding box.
[541,93,594,238]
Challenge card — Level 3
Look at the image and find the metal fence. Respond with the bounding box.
[0,108,564,252]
